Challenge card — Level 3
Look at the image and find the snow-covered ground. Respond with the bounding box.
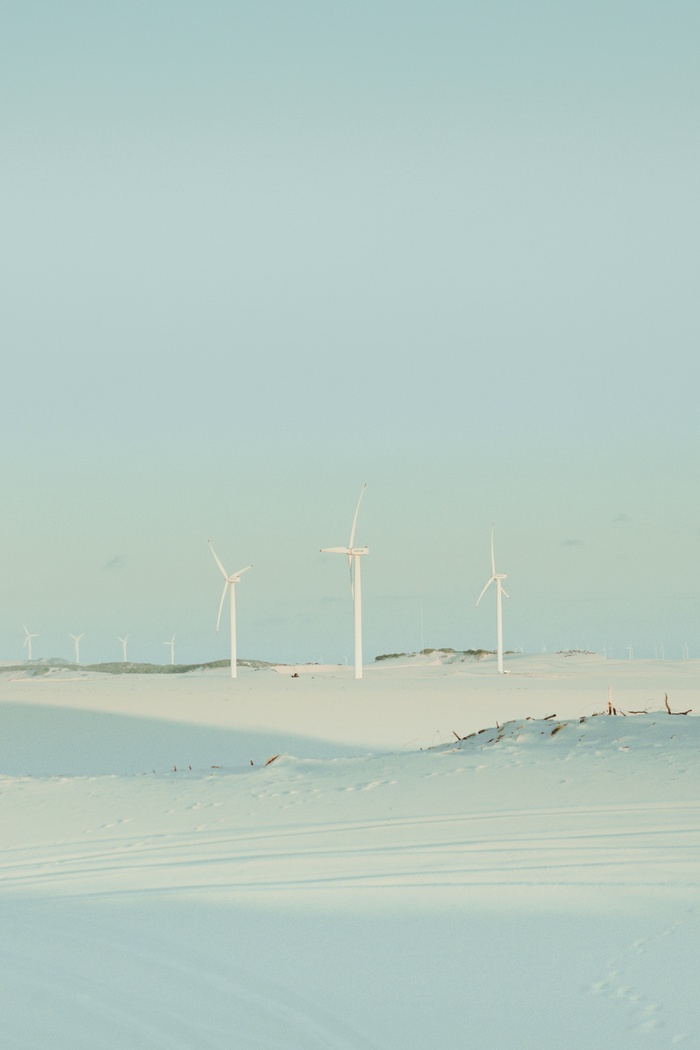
[1,652,698,1049]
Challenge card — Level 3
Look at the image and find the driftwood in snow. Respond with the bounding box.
[665,693,692,716]
[600,688,691,718]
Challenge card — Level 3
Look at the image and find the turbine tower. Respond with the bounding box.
[321,484,368,680]
[23,625,38,662]
[119,636,129,662]
[208,540,252,679]
[476,525,510,674]
[163,635,175,666]
[70,633,84,665]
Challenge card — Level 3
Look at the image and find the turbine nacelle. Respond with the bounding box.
[320,546,369,556]
[476,574,511,606]
[215,567,253,633]
[225,566,253,584]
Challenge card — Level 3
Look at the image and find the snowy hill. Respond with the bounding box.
[0,655,697,1049]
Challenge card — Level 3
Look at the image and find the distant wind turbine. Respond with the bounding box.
[476,525,510,675]
[119,635,129,662]
[321,484,368,680]
[208,540,252,679]
[70,633,84,665]
[23,625,38,662]
[163,635,175,666]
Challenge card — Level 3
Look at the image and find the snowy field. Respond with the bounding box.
[1,652,698,1049]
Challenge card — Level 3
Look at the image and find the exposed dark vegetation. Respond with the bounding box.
[375,648,494,661]
[1,657,274,676]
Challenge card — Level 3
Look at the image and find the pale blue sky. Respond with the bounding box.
[2,1,699,664]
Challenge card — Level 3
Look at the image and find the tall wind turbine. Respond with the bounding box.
[23,625,38,662]
[208,540,252,679]
[321,484,368,680]
[70,633,84,665]
[163,635,175,666]
[118,635,129,662]
[476,525,510,674]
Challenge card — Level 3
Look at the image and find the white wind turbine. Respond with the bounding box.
[321,484,368,680]
[163,635,175,665]
[70,633,84,665]
[208,540,252,679]
[23,625,38,662]
[476,525,510,675]
[118,636,129,662]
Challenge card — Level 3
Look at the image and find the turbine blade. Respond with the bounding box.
[501,586,511,600]
[231,564,253,579]
[490,524,496,576]
[216,581,229,633]
[348,483,366,549]
[321,547,350,554]
[208,540,228,578]
[476,576,494,606]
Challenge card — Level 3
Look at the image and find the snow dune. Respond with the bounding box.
[0,653,697,1048]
